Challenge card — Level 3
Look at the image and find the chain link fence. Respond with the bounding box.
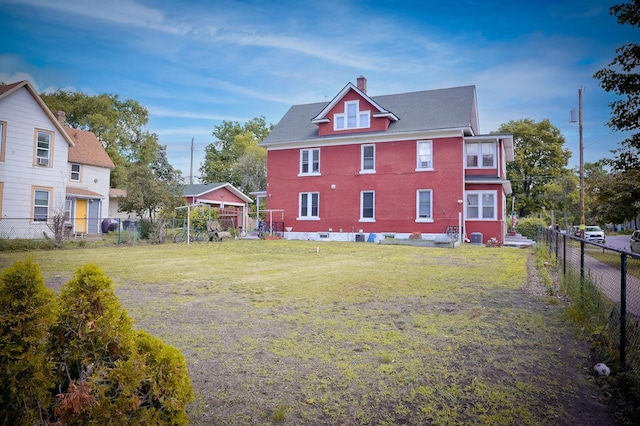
[537,227,640,379]
[0,214,256,245]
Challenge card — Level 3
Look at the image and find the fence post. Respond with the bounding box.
[555,230,559,263]
[620,252,627,371]
[580,239,585,297]
[562,234,566,276]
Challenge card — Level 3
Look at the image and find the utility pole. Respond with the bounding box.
[578,89,585,239]
[189,138,194,185]
[570,89,585,239]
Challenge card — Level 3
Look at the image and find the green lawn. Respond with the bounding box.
[0,241,610,425]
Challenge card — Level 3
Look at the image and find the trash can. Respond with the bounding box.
[470,232,483,245]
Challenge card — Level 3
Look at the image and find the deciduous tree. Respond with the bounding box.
[497,119,571,217]
[593,0,640,224]
[41,90,183,222]
[593,0,640,159]
[200,116,272,194]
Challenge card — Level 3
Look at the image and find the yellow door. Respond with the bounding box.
[76,200,87,233]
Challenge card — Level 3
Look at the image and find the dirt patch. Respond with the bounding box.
[70,250,614,425]
[35,245,615,425]
[523,252,614,425]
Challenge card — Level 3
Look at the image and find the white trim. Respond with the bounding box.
[415,189,434,222]
[465,190,497,220]
[298,191,319,219]
[70,163,81,182]
[334,100,371,131]
[194,198,245,207]
[465,141,496,169]
[311,82,399,124]
[360,190,375,221]
[262,128,465,150]
[360,144,376,173]
[415,140,433,171]
[299,148,320,175]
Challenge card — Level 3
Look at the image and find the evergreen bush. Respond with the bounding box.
[0,258,57,425]
[50,264,193,424]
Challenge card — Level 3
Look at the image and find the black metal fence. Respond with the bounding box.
[537,228,640,376]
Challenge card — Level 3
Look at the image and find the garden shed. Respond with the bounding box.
[182,183,252,232]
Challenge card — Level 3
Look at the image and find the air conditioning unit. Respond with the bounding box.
[37,157,49,166]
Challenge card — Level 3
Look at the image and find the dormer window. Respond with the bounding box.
[334,101,370,130]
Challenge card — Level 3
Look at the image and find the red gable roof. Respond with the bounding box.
[0,81,24,96]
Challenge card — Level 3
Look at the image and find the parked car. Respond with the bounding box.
[631,230,640,253]
[583,226,606,244]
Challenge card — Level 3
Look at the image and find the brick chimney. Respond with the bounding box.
[356,75,367,94]
[54,110,66,126]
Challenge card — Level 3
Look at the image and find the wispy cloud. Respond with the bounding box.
[148,106,247,122]
[5,0,191,35]
[0,70,38,88]
[154,127,213,137]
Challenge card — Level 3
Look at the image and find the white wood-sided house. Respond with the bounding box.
[62,117,115,234]
[0,80,114,238]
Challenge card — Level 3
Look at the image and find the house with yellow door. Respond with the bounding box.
[62,119,115,235]
[0,80,114,238]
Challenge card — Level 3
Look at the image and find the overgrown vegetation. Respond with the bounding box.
[514,216,547,240]
[0,241,614,425]
[536,244,640,425]
[0,260,193,424]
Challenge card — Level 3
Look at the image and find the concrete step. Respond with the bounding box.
[503,233,535,247]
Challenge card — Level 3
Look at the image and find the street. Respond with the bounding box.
[605,234,634,252]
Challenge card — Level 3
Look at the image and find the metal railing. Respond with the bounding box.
[537,227,640,375]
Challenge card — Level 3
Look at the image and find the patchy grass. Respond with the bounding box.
[1,241,612,425]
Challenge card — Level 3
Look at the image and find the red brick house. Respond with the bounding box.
[259,77,514,244]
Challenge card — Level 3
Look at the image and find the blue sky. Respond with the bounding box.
[0,0,635,181]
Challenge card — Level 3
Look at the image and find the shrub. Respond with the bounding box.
[133,330,194,424]
[515,216,547,240]
[50,264,193,424]
[0,258,57,424]
[0,238,55,252]
[189,205,219,231]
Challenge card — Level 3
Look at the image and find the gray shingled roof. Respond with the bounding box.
[183,183,227,197]
[182,183,254,203]
[261,85,476,146]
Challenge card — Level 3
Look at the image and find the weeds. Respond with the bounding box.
[0,241,612,425]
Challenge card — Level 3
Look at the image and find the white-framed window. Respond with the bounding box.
[416,189,433,222]
[35,129,52,166]
[299,192,319,219]
[360,190,375,222]
[64,198,73,222]
[466,191,497,220]
[416,140,433,170]
[0,120,6,162]
[300,148,320,175]
[466,142,495,168]
[70,163,81,181]
[33,188,51,222]
[334,101,370,130]
[361,144,375,173]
